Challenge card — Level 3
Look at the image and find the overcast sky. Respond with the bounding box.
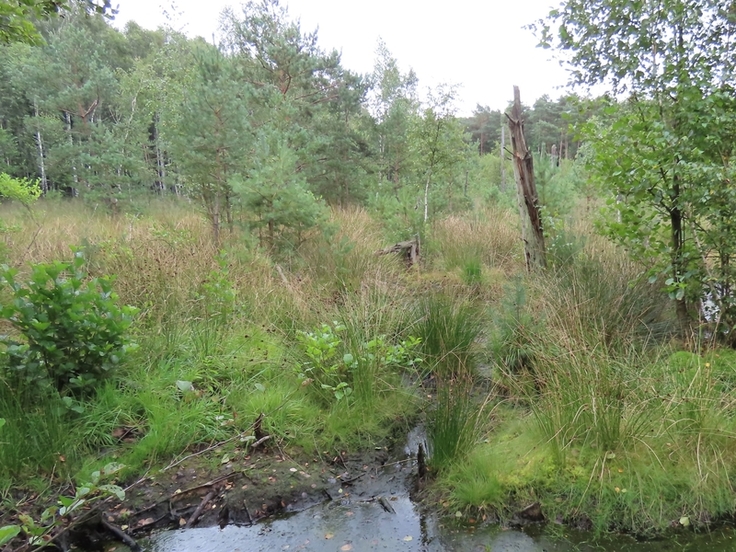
[113,0,573,116]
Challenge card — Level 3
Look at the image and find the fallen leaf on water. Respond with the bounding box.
[340,545,353,551]
[403,535,413,541]
[324,533,334,540]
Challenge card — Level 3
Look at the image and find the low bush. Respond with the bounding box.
[0,251,138,395]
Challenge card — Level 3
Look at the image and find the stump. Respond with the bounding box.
[377,237,420,268]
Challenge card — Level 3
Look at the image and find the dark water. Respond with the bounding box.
[144,501,736,552]
[143,427,736,552]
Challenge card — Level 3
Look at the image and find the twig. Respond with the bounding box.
[243,502,253,526]
[338,472,366,485]
[250,434,271,450]
[185,489,217,529]
[161,396,293,473]
[175,474,232,497]
[100,513,141,552]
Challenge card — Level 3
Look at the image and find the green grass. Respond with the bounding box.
[426,376,485,473]
[413,293,484,379]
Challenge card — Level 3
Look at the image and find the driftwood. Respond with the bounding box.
[378,237,420,268]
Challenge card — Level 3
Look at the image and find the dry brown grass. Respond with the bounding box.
[429,207,523,274]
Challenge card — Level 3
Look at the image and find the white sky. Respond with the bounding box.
[113,0,572,116]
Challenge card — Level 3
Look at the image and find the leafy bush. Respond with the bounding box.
[0,251,138,395]
[295,321,421,405]
[0,173,41,206]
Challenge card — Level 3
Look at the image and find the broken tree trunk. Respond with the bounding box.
[506,86,546,271]
[378,237,420,268]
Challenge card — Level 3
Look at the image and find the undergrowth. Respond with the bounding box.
[1,197,734,540]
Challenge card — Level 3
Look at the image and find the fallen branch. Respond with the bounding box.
[101,513,141,552]
[185,489,217,529]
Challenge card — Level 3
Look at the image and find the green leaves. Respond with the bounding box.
[296,322,421,405]
[0,173,41,205]
[0,525,20,546]
[0,250,138,395]
[554,0,736,336]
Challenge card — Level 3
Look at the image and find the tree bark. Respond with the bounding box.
[507,86,546,271]
[500,113,506,192]
[33,99,48,193]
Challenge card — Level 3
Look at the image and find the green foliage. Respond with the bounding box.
[0,251,138,395]
[426,376,483,473]
[295,321,421,405]
[0,173,41,206]
[296,322,353,403]
[16,462,124,547]
[0,417,18,546]
[490,278,540,374]
[195,250,237,325]
[413,294,483,379]
[460,257,483,286]
[0,1,116,45]
[0,524,20,547]
[538,0,736,336]
[234,138,328,253]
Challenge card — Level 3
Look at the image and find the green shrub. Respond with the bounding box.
[0,251,138,395]
[295,321,421,406]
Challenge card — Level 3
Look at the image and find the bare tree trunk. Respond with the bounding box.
[211,194,221,247]
[500,114,506,193]
[154,113,166,194]
[64,111,79,191]
[507,86,546,271]
[423,169,432,223]
[33,99,48,193]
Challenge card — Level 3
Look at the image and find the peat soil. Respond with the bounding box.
[15,431,420,551]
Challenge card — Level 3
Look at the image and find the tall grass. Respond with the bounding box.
[413,293,484,379]
[426,376,486,473]
[428,208,522,275]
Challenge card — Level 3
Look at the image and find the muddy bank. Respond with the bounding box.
[94,444,399,544]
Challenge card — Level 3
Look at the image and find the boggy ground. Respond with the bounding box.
[53,434,414,551]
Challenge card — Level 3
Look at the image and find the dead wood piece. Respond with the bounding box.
[506,86,546,271]
[129,512,169,534]
[101,513,142,552]
[378,496,396,514]
[185,489,217,529]
[417,443,428,479]
[377,238,420,268]
[338,472,366,485]
[250,434,272,450]
[253,413,266,441]
[518,501,544,522]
